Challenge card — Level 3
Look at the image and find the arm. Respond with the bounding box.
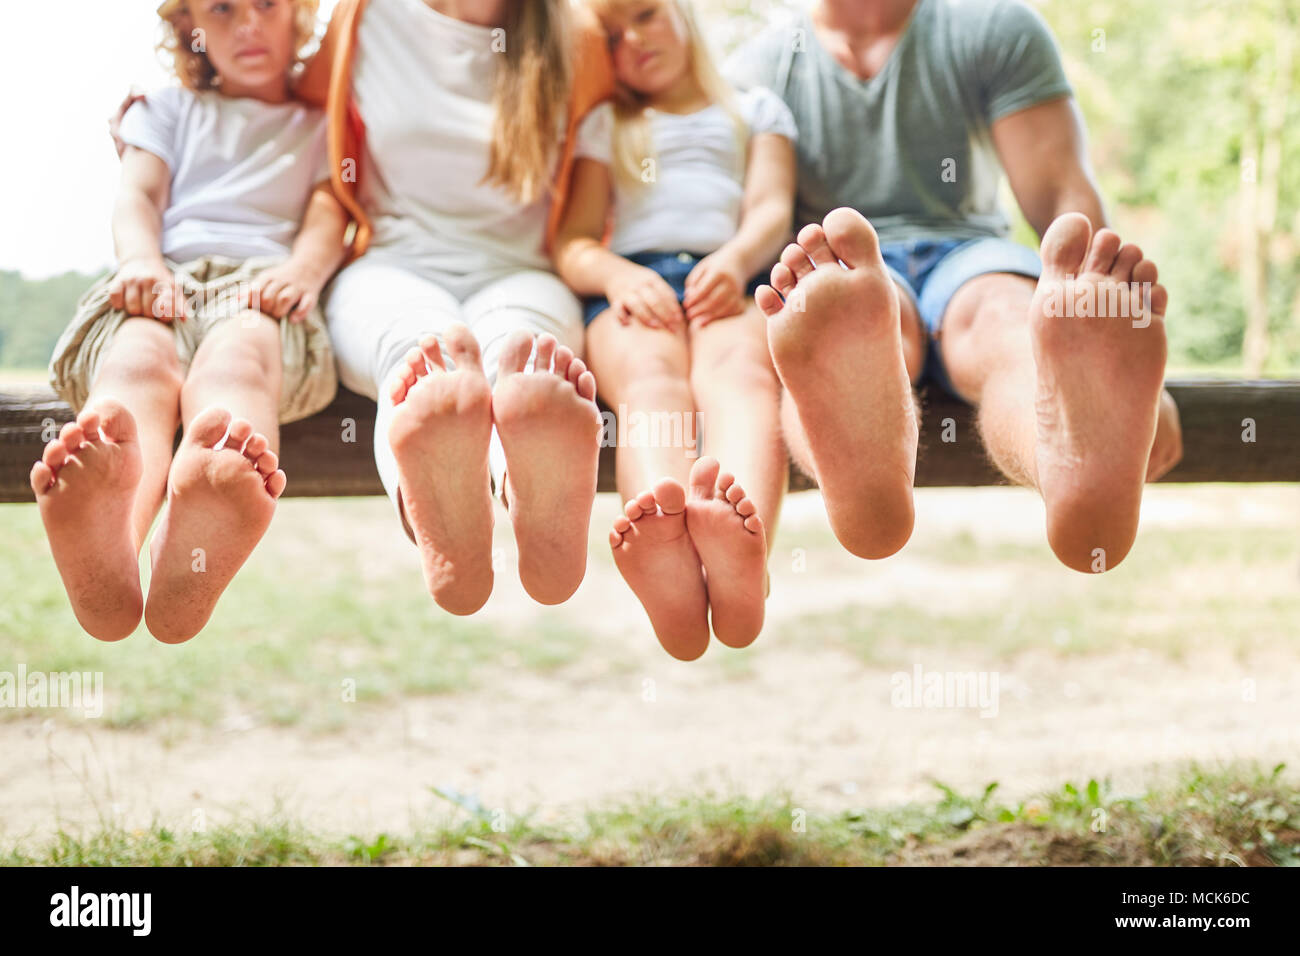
[683,131,796,325]
[991,97,1107,238]
[246,183,351,322]
[108,147,185,321]
[553,157,685,330]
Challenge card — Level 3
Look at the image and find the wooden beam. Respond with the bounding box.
[0,380,1296,503]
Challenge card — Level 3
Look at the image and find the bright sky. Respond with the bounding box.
[0,0,339,279]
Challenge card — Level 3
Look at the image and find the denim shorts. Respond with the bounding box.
[880,237,1042,397]
[582,250,768,326]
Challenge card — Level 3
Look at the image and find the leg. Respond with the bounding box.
[145,314,287,643]
[683,305,784,647]
[324,259,496,614]
[30,318,182,640]
[755,208,920,559]
[465,271,601,606]
[586,309,710,660]
[939,214,1169,572]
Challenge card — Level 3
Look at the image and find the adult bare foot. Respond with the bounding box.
[684,457,767,648]
[611,478,710,661]
[493,331,602,605]
[1029,213,1169,573]
[30,399,144,642]
[145,407,285,643]
[388,325,495,615]
[756,207,917,559]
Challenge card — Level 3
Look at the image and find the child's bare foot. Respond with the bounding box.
[494,331,602,605]
[756,207,917,559]
[611,478,710,661]
[684,457,767,648]
[388,325,495,615]
[30,400,144,642]
[1030,213,1168,573]
[145,407,285,643]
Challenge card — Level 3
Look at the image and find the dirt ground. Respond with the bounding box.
[2,485,1297,842]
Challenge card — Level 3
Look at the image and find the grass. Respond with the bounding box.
[5,764,1295,866]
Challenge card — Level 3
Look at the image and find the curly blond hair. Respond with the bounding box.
[155,0,320,92]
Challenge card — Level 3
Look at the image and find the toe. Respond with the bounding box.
[612,514,632,535]
[715,470,736,496]
[553,345,575,380]
[1132,259,1158,288]
[822,207,880,269]
[754,285,783,317]
[76,407,101,439]
[725,482,745,505]
[1039,212,1092,279]
[735,496,756,517]
[265,469,287,499]
[59,421,85,451]
[743,514,763,534]
[770,263,796,297]
[653,477,687,514]
[780,242,813,281]
[186,406,233,449]
[253,449,279,477]
[418,334,445,370]
[497,328,535,377]
[577,369,598,402]
[443,323,484,372]
[1111,243,1143,283]
[224,418,254,451]
[242,433,269,462]
[403,346,429,379]
[30,460,53,495]
[609,527,624,549]
[1083,228,1122,276]
[688,456,721,501]
[42,439,69,471]
[1149,283,1168,317]
[796,222,837,267]
[92,398,138,444]
[533,334,557,373]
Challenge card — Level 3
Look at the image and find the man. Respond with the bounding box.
[728,0,1182,572]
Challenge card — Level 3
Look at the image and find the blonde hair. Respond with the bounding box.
[483,0,573,204]
[587,0,745,189]
[155,0,320,92]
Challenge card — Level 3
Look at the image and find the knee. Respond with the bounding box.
[97,335,183,394]
[191,329,280,392]
[943,280,1034,346]
[621,358,693,407]
[691,347,778,399]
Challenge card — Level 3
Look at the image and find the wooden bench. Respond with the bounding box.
[1,380,1296,502]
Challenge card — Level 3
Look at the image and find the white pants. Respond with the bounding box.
[324,256,584,505]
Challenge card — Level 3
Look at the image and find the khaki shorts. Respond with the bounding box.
[49,254,337,424]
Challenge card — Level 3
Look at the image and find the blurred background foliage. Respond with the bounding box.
[2,0,1295,375]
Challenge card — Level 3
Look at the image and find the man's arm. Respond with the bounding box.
[991,96,1107,238]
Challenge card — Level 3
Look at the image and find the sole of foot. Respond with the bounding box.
[30,399,144,641]
[494,331,602,605]
[610,478,710,661]
[1029,212,1168,573]
[145,407,285,644]
[756,207,917,559]
[684,457,767,648]
[388,325,496,615]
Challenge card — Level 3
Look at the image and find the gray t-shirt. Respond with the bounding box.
[725,0,1073,245]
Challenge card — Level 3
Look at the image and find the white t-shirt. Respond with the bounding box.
[352,0,556,291]
[118,86,328,263]
[574,86,797,257]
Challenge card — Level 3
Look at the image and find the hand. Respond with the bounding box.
[108,256,185,322]
[605,263,685,331]
[109,89,146,159]
[245,259,326,322]
[683,249,746,327]
[1146,389,1183,482]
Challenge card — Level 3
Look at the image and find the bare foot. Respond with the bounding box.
[493,331,602,605]
[30,400,144,642]
[145,407,285,643]
[610,479,710,661]
[756,207,917,559]
[1029,213,1169,572]
[388,325,496,615]
[684,457,767,648]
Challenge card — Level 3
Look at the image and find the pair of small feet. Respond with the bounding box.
[754,206,1167,573]
[611,457,767,662]
[386,324,602,615]
[31,400,285,643]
